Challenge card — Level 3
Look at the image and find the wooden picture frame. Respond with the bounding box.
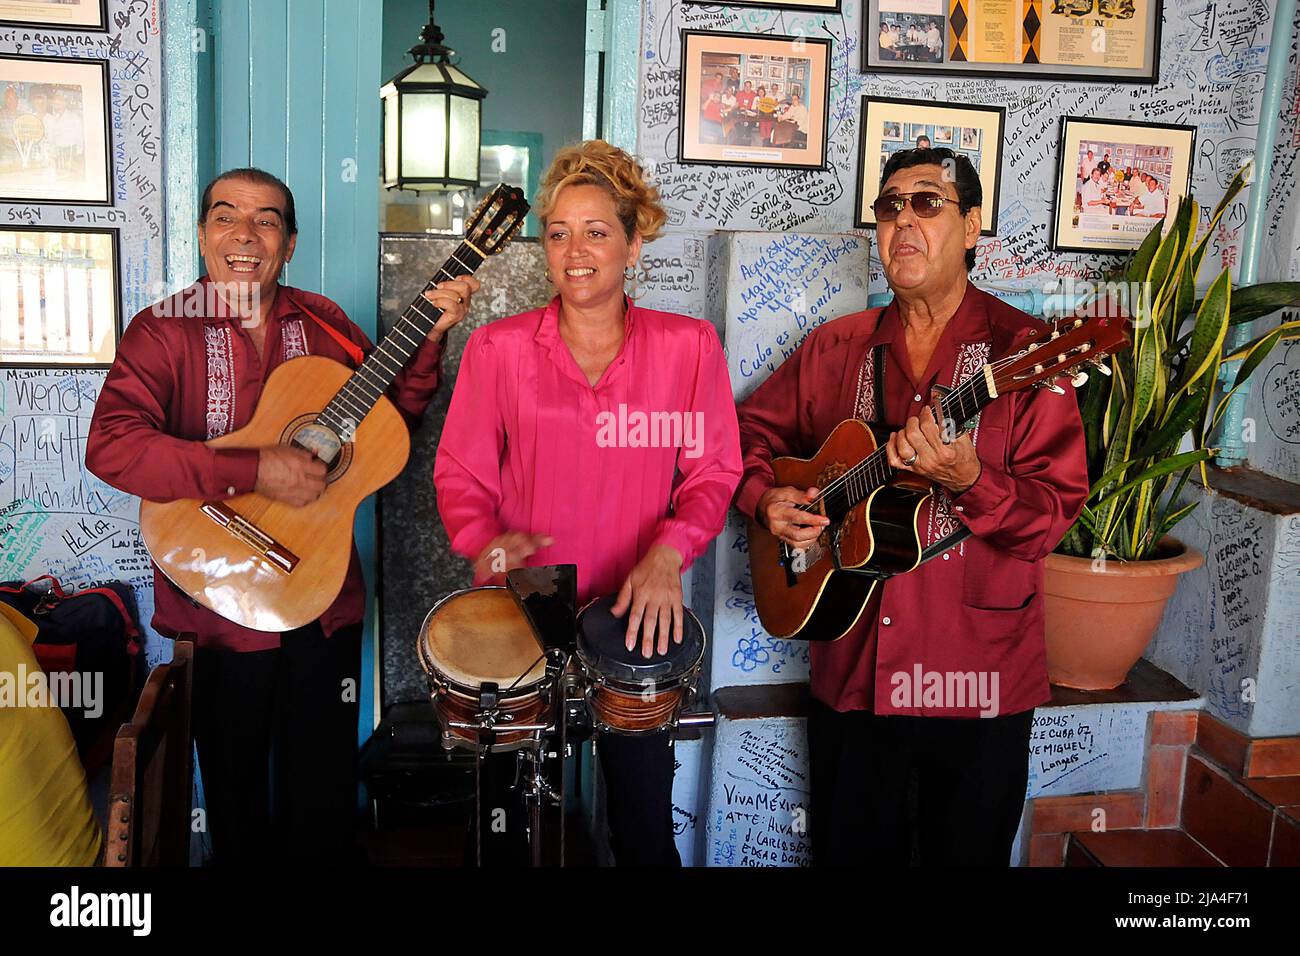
[854,95,1006,235]
[0,0,108,31]
[0,225,121,367]
[0,54,113,205]
[863,0,1161,84]
[682,0,842,10]
[1051,116,1195,253]
[678,30,832,171]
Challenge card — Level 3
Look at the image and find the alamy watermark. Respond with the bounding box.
[1042,277,1154,323]
[50,886,150,936]
[0,665,102,718]
[889,664,1001,717]
[148,280,262,326]
[595,403,705,459]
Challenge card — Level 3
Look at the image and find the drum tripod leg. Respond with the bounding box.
[475,745,485,868]
[528,746,543,868]
[559,698,566,868]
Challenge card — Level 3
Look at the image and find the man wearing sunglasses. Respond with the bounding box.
[736,147,1088,866]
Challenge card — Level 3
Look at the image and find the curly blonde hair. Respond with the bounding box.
[536,140,667,243]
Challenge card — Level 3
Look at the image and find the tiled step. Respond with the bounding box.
[1196,712,1300,778]
[1271,808,1300,866]
[1239,774,1300,808]
[1182,751,1295,866]
[1235,774,1300,866]
[1066,829,1222,867]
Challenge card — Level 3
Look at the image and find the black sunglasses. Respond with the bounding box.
[872,190,958,222]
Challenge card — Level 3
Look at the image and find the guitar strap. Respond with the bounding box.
[288,293,366,366]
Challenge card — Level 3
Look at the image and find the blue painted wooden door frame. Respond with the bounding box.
[199,0,385,746]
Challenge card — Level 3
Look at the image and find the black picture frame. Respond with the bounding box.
[862,0,1162,84]
[0,53,114,206]
[682,0,843,9]
[0,224,122,368]
[0,0,108,31]
[853,95,1006,236]
[1050,115,1196,253]
[678,29,833,172]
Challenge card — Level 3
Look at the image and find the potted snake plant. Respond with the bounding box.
[1045,164,1300,689]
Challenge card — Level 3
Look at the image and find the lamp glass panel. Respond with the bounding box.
[400,92,448,179]
[448,96,480,183]
[383,95,398,183]
[405,63,448,84]
[443,65,483,92]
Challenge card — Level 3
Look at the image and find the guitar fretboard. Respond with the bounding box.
[812,368,993,518]
[316,242,484,437]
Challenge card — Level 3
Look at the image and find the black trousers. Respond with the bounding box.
[472,730,680,867]
[192,622,362,865]
[808,699,1033,867]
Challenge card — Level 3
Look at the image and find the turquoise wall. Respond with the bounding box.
[382,0,587,174]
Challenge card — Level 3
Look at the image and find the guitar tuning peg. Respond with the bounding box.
[1089,359,1112,376]
[1036,380,1066,394]
[1070,371,1089,388]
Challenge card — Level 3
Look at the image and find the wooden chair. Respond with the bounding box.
[105,637,195,866]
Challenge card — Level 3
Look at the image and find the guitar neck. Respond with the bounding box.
[316,242,484,436]
[822,366,994,515]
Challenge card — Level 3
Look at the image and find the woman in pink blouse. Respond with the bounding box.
[435,140,742,866]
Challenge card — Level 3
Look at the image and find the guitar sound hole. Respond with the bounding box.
[283,415,353,482]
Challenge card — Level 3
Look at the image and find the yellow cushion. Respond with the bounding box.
[0,607,103,866]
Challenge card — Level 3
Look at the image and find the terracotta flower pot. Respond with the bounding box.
[1043,537,1204,690]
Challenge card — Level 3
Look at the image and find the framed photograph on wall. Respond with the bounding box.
[0,225,121,366]
[853,96,1006,235]
[0,55,113,205]
[0,0,107,30]
[1051,116,1195,253]
[683,0,842,9]
[863,0,1161,83]
[679,30,831,170]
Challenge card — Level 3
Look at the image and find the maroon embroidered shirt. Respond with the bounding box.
[86,277,446,652]
[735,283,1088,718]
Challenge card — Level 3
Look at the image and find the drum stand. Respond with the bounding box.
[468,649,570,867]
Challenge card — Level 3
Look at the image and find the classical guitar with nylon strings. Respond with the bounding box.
[747,312,1131,642]
[139,185,529,632]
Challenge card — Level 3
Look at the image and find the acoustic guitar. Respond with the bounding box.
[140,185,529,632]
[747,312,1131,642]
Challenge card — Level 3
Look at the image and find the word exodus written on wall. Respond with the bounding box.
[0,1,167,663]
[1026,704,1151,797]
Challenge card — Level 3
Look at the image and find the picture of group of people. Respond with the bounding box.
[697,53,811,150]
[877,13,944,63]
[0,81,88,188]
[1073,141,1170,223]
[879,121,982,175]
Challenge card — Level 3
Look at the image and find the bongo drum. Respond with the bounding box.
[575,595,705,735]
[417,587,552,751]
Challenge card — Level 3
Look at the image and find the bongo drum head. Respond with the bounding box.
[577,595,704,685]
[422,588,547,689]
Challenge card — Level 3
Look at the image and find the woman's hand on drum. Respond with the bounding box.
[474,531,554,584]
[612,544,684,659]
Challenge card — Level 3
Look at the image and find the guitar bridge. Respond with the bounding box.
[200,502,300,574]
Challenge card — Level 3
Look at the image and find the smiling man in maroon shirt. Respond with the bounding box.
[86,168,479,864]
[736,149,1089,866]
